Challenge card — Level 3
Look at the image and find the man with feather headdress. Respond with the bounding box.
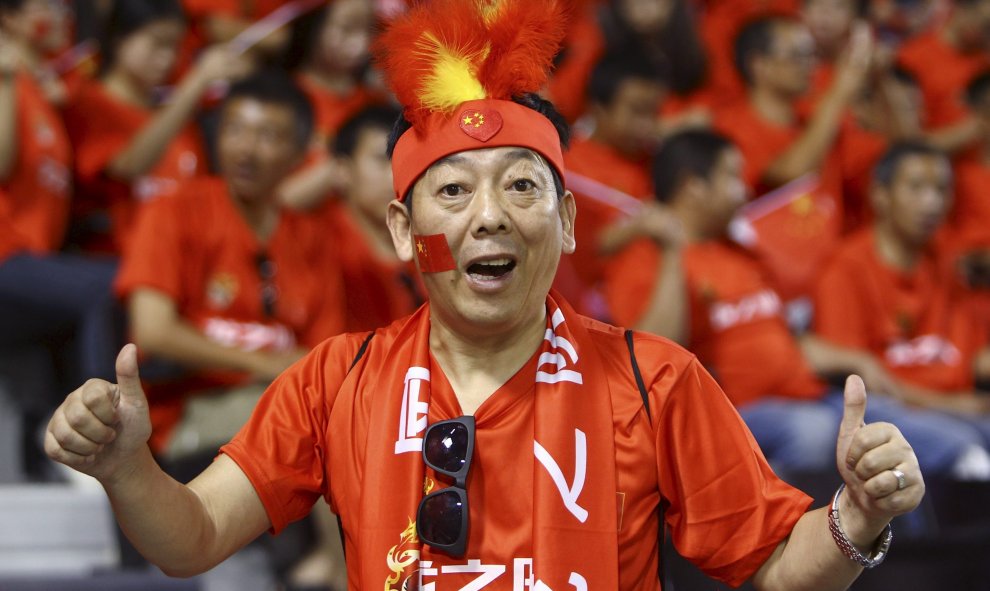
[44,1,924,588]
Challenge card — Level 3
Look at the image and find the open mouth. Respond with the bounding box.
[466,258,517,280]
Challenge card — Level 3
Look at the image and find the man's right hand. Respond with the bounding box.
[45,344,153,484]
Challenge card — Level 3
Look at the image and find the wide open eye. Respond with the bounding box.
[510,179,536,192]
[440,184,465,197]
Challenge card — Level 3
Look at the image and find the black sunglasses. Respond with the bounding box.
[417,416,475,557]
[254,251,278,318]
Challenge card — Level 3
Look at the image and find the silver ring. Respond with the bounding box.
[891,468,907,491]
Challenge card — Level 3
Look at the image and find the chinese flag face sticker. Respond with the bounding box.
[413,234,457,273]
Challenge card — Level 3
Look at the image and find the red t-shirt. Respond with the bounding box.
[63,80,205,254]
[814,228,986,392]
[896,27,990,130]
[946,159,990,254]
[0,72,72,262]
[222,316,810,589]
[325,203,420,333]
[558,136,652,315]
[605,238,825,407]
[115,177,346,452]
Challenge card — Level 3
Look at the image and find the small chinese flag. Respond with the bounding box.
[414,234,457,273]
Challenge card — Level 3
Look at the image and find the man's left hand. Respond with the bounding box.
[835,375,925,546]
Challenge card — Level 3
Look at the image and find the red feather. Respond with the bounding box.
[374,0,567,128]
[480,0,568,99]
[374,0,488,127]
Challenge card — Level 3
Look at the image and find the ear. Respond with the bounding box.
[387,198,415,262]
[559,190,577,255]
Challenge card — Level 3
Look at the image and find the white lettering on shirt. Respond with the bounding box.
[885,335,962,367]
[537,308,583,385]
[534,429,589,523]
[395,366,430,454]
[709,289,782,332]
[416,558,586,591]
[201,317,295,352]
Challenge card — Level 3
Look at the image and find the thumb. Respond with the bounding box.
[114,344,145,407]
[839,374,868,439]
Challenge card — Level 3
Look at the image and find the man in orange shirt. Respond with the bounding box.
[557,51,664,318]
[814,141,990,447]
[115,71,345,461]
[605,130,988,480]
[45,2,925,589]
[326,103,421,332]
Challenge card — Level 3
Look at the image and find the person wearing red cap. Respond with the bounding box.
[44,1,925,589]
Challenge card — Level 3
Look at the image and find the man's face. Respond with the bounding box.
[879,153,952,247]
[347,126,394,224]
[387,147,576,336]
[802,0,855,56]
[595,78,664,156]
[217,97,303,202]
[116,19,184,89]
[1,0,70,55]
[316,0,372,73]
[758,22,816,97]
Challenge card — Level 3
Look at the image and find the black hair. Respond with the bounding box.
[587,50,667,107]
[733,16,790,87]
[332,103,402,158]
[601,0,707,95]
[386,93,570,205]
[652,129,734,202]
[872,141,947,188]
[99,0,184,73]
[222,69,315,149]
[0,0,26,13]
[967,69,990,107]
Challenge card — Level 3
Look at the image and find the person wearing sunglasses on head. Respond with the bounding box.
[45,1,924,589]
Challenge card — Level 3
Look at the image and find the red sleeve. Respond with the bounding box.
[813,249,871,349]
[114,195,185,301]
[645,346,812,586]
[219,333,365,534]
[603,238,662,327]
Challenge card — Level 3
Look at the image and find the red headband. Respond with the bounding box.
[391,98,566,202]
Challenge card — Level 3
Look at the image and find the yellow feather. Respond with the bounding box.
[415,32,487,113]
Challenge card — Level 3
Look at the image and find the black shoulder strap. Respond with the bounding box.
[625,329,667,586]
[624,329,652,422]
[348,331,375,371]
[336,331,376,561]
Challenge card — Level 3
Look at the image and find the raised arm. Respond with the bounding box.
[105,44,250,182]
[751,376,924,590]
[45,345,272,576]
[0,44,18,182]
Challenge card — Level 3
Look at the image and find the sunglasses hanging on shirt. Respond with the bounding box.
[417,416,475,557]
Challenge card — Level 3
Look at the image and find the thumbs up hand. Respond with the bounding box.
[45,344,153,483]
[834,376,925,541]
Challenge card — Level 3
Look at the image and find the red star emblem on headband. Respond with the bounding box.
[458,108,503,142]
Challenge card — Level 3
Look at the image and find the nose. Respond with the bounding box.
[470,183,512,237]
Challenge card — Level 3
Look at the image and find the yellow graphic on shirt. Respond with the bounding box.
[384,518,420,591]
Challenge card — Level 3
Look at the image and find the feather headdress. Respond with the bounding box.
[376,0,567,128]
[376,0,569,201]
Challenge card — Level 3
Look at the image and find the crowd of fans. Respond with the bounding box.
[3,0,990,587]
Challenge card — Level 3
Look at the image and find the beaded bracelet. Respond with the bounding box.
[827,484,892,568]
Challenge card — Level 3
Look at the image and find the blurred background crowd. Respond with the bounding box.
[2,0,990,589]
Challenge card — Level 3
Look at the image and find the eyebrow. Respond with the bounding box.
[431,149,542,170]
